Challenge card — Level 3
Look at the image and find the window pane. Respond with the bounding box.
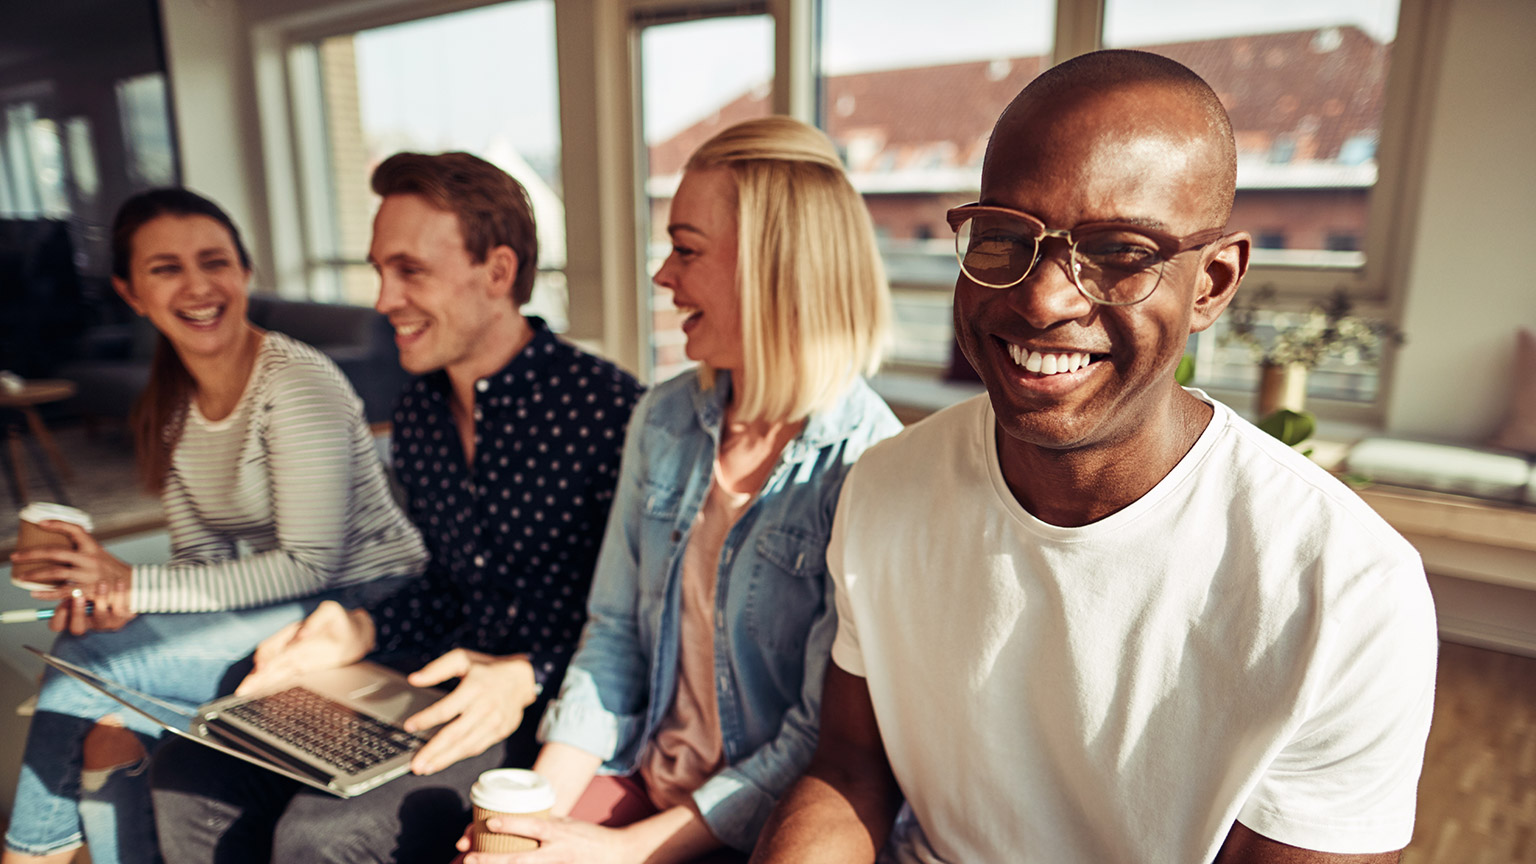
[1193,303,1388,405]
[818,0,1056,371]
[66,118,100,202]
[1106,1,1400,409]
[640,15,774,382]
[1103,0,1399,272]
[116,73,177,188]
[304,0,565,321]
[3,103,43,215]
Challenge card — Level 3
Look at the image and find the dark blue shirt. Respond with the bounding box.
[368,317,643,694]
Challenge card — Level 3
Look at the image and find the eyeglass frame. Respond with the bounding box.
[945,203,1228,307]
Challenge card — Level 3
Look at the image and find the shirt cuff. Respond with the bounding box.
[535,667,644,764]
[692,766,776,852]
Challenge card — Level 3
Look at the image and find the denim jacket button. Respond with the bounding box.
[671,529,681,543]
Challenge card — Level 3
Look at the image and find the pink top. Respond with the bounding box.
[639,464,754,810]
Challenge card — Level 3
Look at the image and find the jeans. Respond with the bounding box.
[5,577,406,864]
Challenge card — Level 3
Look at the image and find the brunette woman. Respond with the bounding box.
[3,189,426,864]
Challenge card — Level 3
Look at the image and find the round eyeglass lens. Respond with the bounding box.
[955,213,1037,287]
[1069,228,1169,304]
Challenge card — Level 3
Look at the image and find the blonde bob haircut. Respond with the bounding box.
[685,116,889,424]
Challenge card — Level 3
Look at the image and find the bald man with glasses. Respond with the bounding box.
[752,50,1436,864]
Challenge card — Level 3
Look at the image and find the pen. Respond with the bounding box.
[1,603,96,624]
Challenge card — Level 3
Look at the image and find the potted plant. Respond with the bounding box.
[1221,286,1404,418]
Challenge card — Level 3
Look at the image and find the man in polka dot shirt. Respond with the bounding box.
[151,152,643,863]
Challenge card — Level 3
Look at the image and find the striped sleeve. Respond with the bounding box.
[129,340,384,612]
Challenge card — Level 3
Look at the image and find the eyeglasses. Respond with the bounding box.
[946,204,1226,306]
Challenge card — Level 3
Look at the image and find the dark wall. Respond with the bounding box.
[0,0,175,377]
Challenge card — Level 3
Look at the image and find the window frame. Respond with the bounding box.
[249,0,576,305]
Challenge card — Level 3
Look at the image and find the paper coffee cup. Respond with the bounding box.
[470,768,555,853]
[12,503,93,590]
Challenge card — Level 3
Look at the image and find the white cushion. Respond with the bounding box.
[1346,437,1534,502]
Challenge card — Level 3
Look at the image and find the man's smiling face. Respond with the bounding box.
[954,81,1233,456]
[370,193,509,378]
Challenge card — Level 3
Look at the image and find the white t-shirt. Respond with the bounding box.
[828,393,1437,864]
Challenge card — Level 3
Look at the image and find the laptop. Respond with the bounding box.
[26,645,446,797]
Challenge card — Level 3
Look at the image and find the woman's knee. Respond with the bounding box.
[80,717,148,789]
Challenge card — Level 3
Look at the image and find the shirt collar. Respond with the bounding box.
[690,369,880,463]
[420,315,557,405]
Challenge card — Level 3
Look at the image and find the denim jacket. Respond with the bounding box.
[538,368,901,851]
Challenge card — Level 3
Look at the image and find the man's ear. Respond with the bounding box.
[1190,230,1250,334]
[484,245,518,302]
[111,276,145,316]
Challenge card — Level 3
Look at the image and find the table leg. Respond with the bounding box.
[22,406,75,482]
[5,426,28,505]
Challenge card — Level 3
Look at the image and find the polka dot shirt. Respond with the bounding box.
[368,318,643,693]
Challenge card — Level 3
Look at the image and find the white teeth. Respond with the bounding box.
[180,306,220,322]
[396,321,428,336]
[1008,345,1096,376]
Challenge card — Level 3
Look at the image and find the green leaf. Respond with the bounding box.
[1175,354,1195,385]
[1257,408,1316,447]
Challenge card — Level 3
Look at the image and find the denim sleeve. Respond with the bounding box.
[691,556,840,851]
[536,391,656,761]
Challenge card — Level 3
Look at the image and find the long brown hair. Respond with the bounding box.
[111,189,252,493]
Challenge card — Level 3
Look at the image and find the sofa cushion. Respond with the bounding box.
[1346,437,1534,502]
[248,295,374,351]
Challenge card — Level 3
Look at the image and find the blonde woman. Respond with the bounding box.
[459,116,901,863]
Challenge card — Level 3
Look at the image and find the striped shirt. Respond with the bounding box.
[130,331,428,612]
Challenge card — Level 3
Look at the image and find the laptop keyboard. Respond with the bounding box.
[223,687,424,775]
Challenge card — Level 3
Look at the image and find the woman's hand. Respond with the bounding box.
[15,520,133,595]
[12,521,137,633]
[454,816,642,864]
[453,804,721,864]
[237,601,376,695]
[49,586,137,634]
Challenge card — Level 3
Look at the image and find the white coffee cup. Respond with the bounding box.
[12,503,94,590]
[470,768,555,853]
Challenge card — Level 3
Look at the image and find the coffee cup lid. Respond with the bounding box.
[19,503,93,531]
[471,769,555,813]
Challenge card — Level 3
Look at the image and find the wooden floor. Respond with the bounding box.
[1403,640,1536,863]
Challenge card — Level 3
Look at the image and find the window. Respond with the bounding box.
[0,4,178,277]
[236,0,1431,417]
[1327,233,1361,252]
[637,11,774,382]
[1256,231,1288,250]
[1103,0,1404,414]
[116,74,177,189]
[815,0,1057,370]
[289,0,567,323]
[1,102,50,216]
